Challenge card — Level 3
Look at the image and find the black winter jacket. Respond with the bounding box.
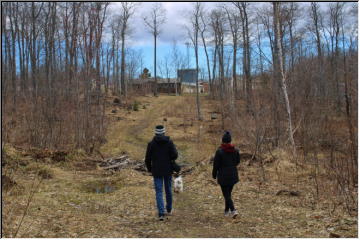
[212,145,240,186]
[145,135,178,177]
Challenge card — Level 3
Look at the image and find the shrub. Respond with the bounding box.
[37,167,54,179]
[25,163,54,179]
[133,101,140,111]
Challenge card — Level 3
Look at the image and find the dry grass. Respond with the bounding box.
[2,94,357,238]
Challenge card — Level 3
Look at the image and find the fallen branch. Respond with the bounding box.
[101,160,130,170]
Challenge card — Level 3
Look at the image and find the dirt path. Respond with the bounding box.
[4,94,357,238]
[97,94,356,238]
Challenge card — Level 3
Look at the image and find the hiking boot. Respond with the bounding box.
[224,210,231,217]
[231,210,238,219]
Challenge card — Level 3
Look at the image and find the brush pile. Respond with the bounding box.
[99,155,147,172]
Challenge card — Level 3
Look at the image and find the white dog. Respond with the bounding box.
[173,175,183,193]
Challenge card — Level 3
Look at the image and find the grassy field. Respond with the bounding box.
[2,94,357,238]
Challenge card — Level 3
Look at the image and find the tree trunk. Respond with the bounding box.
[195,26,202,121]
[273,2,296,155]
[121,31,126,97]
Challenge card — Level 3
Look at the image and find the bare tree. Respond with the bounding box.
[143,3,166,97]
[117,3,137,97]
[309,2,325,97]
[199,8,212,96]
[210,8,226,100]
[340,8,357,187]
[170,39,186,96]
[285,3,299,72]
[7,2,19,108]
[110,22,120,94]
[328,2,344,112]
[29,2,44,98]
[273,2,296,155]
[187,2,203,120]
[126,48,143,88]
[258,4,280,147]
[234,2,252,113]
[210,8,226,129]
[159,54,171,95]
[226,4,241,100]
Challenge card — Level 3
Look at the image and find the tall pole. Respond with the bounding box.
[186,42,190,68]
[154,31,157,96]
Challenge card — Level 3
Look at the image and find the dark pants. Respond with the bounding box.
[220,184,235,212]
[153,176,172,217]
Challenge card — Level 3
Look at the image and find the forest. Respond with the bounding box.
[1,2,358,238]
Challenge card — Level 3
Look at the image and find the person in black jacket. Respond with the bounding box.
[212,131,240,218]
[145,125,179,221]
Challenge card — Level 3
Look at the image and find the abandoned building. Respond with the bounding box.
[157,78,181,93]
[131,68,208,94]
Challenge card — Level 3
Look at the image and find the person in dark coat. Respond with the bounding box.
[212,131,240,218]
[145,125,179,221]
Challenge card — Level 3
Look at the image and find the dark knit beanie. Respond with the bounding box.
[155,125,165,135]
[222,131,232,143]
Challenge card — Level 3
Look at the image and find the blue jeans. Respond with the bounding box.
[153,176,172,217]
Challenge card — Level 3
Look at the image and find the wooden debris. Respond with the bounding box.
[99,155,149,172]
[99,155,131,170]
[276,189,300,197]
[102,161,129,170]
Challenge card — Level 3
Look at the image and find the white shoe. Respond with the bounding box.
[224,210,231,217]
[165,210,173,216]
[231,210,238,219]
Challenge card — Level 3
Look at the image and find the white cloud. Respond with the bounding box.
[108,2,220,46]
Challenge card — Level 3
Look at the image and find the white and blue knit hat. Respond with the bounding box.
[155,125,166,135]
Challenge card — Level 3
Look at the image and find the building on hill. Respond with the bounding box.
[177,69,197,83]
[177,69,209,94]
[181,81,206,94]
[131,77,181,95]
[157,78,181,94]
[131,78,154,95]
[131,70,208,95]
